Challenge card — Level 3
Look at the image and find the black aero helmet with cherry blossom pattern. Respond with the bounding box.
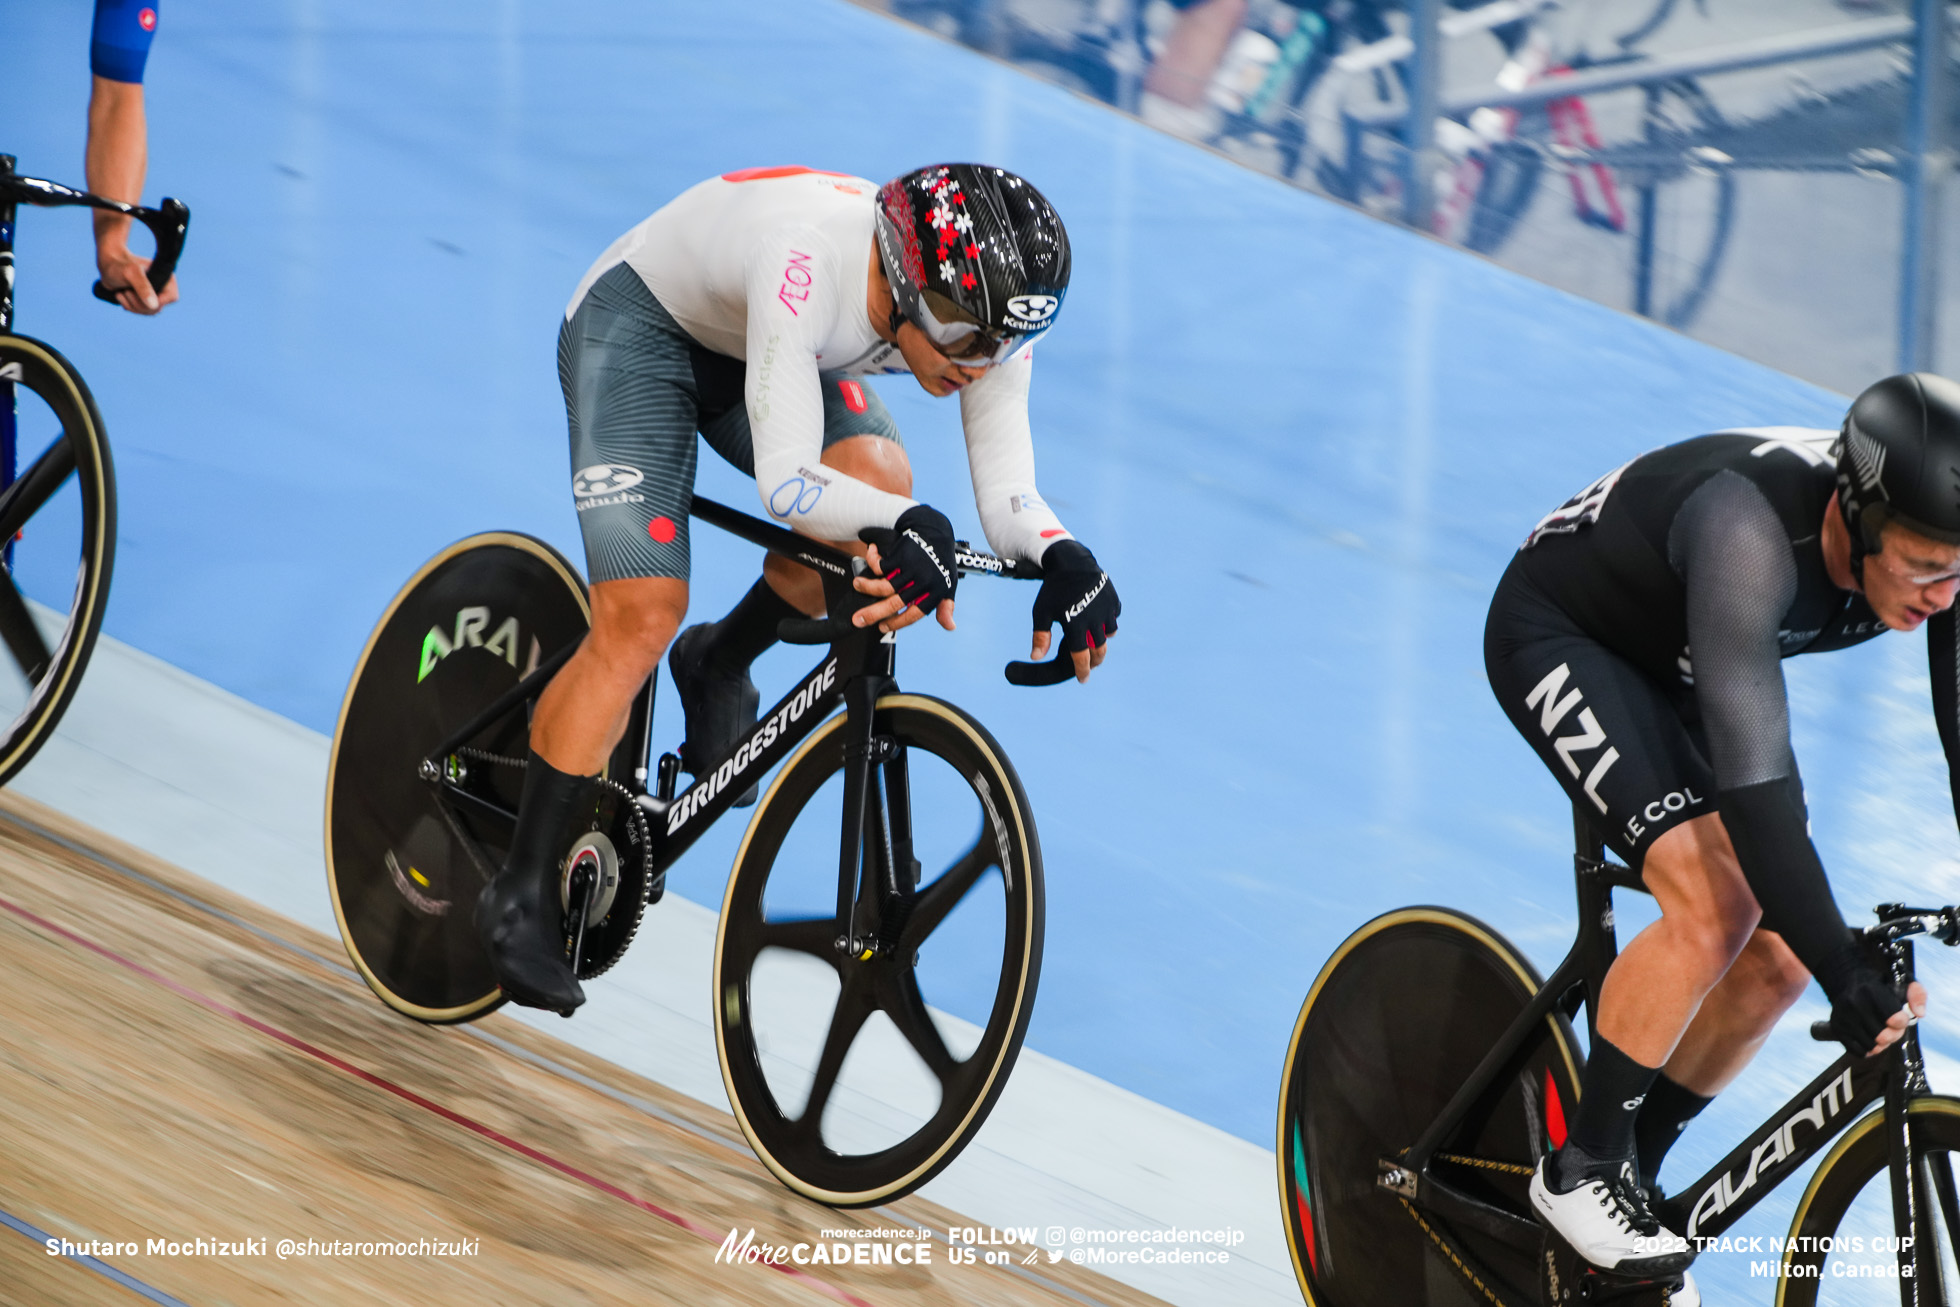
[873,164,1071,366]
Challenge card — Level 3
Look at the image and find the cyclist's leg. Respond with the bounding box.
[1661,924,1810,1093]
[481,264,702,1014]
[1140,0,1247,136]
[542,264,707,770]
[532,578,687,771]
[675,377,910,791]
[1607,696,1813,1188]
[1487,567,1733,1038]
[1486,558,1707,1269]
[1631,918,1809,1194]
[1597,815,1760,1068]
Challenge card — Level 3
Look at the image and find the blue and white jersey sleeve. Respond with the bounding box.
[744,227,916,539]
[91,0,159,83]
[960,348,1071,564]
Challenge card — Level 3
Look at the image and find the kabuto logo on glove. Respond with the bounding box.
[1064,573,1108,623]
[901,529,953,590]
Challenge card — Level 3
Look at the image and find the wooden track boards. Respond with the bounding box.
[0,793,1169,1307]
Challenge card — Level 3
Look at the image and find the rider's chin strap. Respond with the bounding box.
[887,307,907,341]
[1842,493,1880,589]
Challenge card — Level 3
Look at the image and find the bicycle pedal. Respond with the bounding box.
[1540,1233,1679,1306]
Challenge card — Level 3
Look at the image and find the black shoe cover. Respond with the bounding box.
[668,623,762,807]
[476,750,596,1015]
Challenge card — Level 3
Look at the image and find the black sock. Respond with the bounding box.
[1556,1034,1659,1187]
[701,577,801,671]
[1634,1073,1712,1192]
[502,749,598,885]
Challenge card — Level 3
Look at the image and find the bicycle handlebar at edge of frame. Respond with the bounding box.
[1805,902,1960,1041]
[0,162,191,305]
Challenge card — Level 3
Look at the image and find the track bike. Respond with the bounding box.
[0,154,188,786]
[1279,801,1960,1305]
[326,495,1072,1205]
[1292,0,1733,328]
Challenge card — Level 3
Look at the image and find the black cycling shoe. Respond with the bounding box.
[668,623,762,807]
[477,872,584,1015]
[475,750,596,1016]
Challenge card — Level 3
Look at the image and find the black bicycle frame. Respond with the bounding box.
[418,495,1038,960]
[1396,800,1934,1273]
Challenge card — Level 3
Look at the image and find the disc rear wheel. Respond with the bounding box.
[325,532,647,1022]
[1279,907,1584,1306]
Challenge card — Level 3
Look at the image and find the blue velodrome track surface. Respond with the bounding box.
[10,2,1960,1299]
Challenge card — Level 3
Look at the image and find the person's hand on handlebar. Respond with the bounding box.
[1866,980,1927,1056]
[853,505,959,635]
[1030,539,1119,683]
[1830,971,1927,1058]
[87,76,178,315]
[95,243,177,314]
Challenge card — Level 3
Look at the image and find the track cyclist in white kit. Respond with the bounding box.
[476,164,1122,1015]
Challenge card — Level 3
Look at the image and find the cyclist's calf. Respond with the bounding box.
[1599,813,1777,1067]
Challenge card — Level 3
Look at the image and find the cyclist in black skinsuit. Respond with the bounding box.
[1485,373,1960,1285]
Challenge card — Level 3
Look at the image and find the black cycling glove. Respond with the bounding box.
[859,504,959,615]
[1033,539,1120,655]
[1818,942,1905,1057]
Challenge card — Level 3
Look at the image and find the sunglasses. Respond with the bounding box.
[1869,547,1960,587]
[915,290,1038,366]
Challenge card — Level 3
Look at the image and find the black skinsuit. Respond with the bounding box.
[1486,428,1960,981]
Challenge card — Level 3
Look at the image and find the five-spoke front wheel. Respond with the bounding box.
[714,693,1044,1206]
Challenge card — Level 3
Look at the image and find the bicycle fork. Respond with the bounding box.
[837,667,929,958]
[1877,935,1956,1304]
[823,556,903,962]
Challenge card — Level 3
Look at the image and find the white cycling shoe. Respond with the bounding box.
[1530,1156,1695,1276]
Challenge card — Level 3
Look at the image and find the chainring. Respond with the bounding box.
[572,777,656,980]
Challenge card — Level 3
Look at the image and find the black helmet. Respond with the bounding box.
[873,164,1071,365]
[1835,373,1960,566]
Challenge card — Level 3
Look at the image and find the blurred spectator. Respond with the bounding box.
[88,0,177,314]
[1139,0,1250,137]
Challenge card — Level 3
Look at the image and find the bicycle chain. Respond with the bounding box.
[1434,1152,1536,1178]
[1396,1197,1513,1307]
[454,745,527,769]
[1409,1159,1678,1306]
